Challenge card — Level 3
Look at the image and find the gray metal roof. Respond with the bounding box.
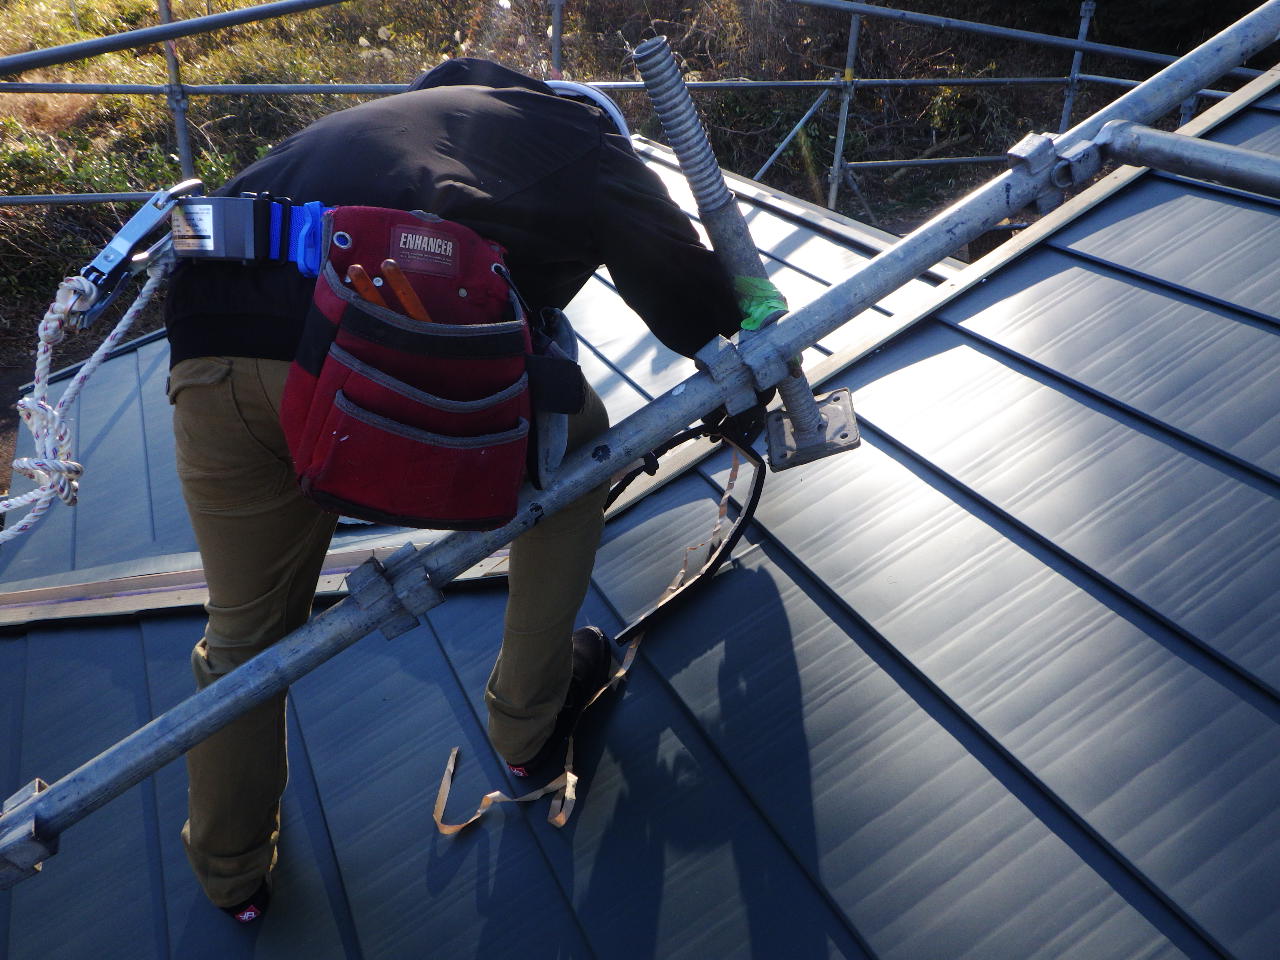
[3,71,1279,959]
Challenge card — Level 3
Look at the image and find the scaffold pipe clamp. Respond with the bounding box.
[693,336,759,415]
[345,552,424,642]
[0,779,54,886]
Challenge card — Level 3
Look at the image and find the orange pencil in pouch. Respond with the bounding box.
[381,259,433,323]
[345,263,386,307]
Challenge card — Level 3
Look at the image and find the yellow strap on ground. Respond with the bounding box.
[434,635,641,835]
[668,449,741,594]
[433,748,574,835]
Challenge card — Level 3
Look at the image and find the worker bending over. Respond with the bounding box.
[164,58,743,921]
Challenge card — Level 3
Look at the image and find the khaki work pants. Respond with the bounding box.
[170,355,609,907]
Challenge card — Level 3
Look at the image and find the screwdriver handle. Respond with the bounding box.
[346,263,386,307]
[380,259,433,323]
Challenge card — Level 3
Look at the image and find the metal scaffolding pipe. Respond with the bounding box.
[596,77,1065,91]
[0,0,348,77]
[1058,0,1096,132]
[0,193,154,207]
[828,13,861,209]
[156,0,195,180]
[846,77,1066,89]
[596,79,839,90]
[737,0,1280,388]
[0,83,171,94]
[5,0,1280,889]
[793,0,1263,81]
[844,155,1006,170]
[184,83,403,94]
[1079,74,1230,102]
[1099,119,1280,197]
[0,77,1073,97]
[754,89,831,181]
[549,0,566,74]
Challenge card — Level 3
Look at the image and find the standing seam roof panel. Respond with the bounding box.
[842,326,1280,679]
[932,251,1280,477]
[1049,179,1280,322]
[703,425,1280,957]
[581,471,1191,957]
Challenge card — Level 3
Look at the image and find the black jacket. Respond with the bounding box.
[165,59,741,366]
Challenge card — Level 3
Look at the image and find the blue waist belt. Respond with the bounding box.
[170,193,334,278]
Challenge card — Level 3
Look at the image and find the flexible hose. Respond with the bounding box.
[633,36,735,214]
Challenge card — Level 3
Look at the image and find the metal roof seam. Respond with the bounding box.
[124,350,161,546]
[569,293,673,405]
[1151,169,1280,210]
[931,310,1280,489]
[130,620,174,959]
[1042,240,1280,332]
[948,289,1280,476]
[792,415,1280,719]
[689,507,1223,959]
[414,611,604,958]
[281,697,376,957]
[602,548,881,958]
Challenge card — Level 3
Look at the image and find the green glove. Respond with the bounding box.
[733,275,787,331]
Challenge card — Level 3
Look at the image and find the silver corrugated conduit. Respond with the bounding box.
[632,35,860,470]
[632,36,736,215]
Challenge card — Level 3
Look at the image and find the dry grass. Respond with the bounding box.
[1,87,97,133]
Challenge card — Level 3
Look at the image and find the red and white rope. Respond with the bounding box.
[0,266,167,544]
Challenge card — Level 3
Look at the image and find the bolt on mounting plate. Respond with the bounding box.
[765,387,861,472]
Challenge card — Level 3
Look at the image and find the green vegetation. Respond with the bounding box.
[0,0,1268,359]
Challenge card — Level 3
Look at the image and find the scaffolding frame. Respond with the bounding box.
[0,0,1259,212]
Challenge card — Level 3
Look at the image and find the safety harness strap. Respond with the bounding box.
[170,194,331,277]
[434,430,765,833]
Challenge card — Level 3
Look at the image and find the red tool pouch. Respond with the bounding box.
[280,207,537,530]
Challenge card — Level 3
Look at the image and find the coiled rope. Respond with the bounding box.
[0,263,169,544]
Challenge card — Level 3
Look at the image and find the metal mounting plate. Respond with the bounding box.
[765,388,861,472]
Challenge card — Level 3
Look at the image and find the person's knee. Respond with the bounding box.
[191,633,263,685]
[192,589,294,683]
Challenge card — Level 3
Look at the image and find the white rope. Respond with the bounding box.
[0,265,168,545]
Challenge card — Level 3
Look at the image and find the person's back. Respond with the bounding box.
[166,57,740,367]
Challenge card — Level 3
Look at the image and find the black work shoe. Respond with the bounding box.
[508,627,614,779]
[221,878,271,924]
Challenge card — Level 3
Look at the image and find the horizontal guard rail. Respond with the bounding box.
[3,0,1280,888]
[0,0,348,78]
[793,0,1265,81]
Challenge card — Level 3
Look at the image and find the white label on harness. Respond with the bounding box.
[171,203,216,252]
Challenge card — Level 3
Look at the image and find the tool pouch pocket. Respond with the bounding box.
[281,207,536,530]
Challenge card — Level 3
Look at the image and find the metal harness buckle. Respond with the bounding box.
[74,179,203,329]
